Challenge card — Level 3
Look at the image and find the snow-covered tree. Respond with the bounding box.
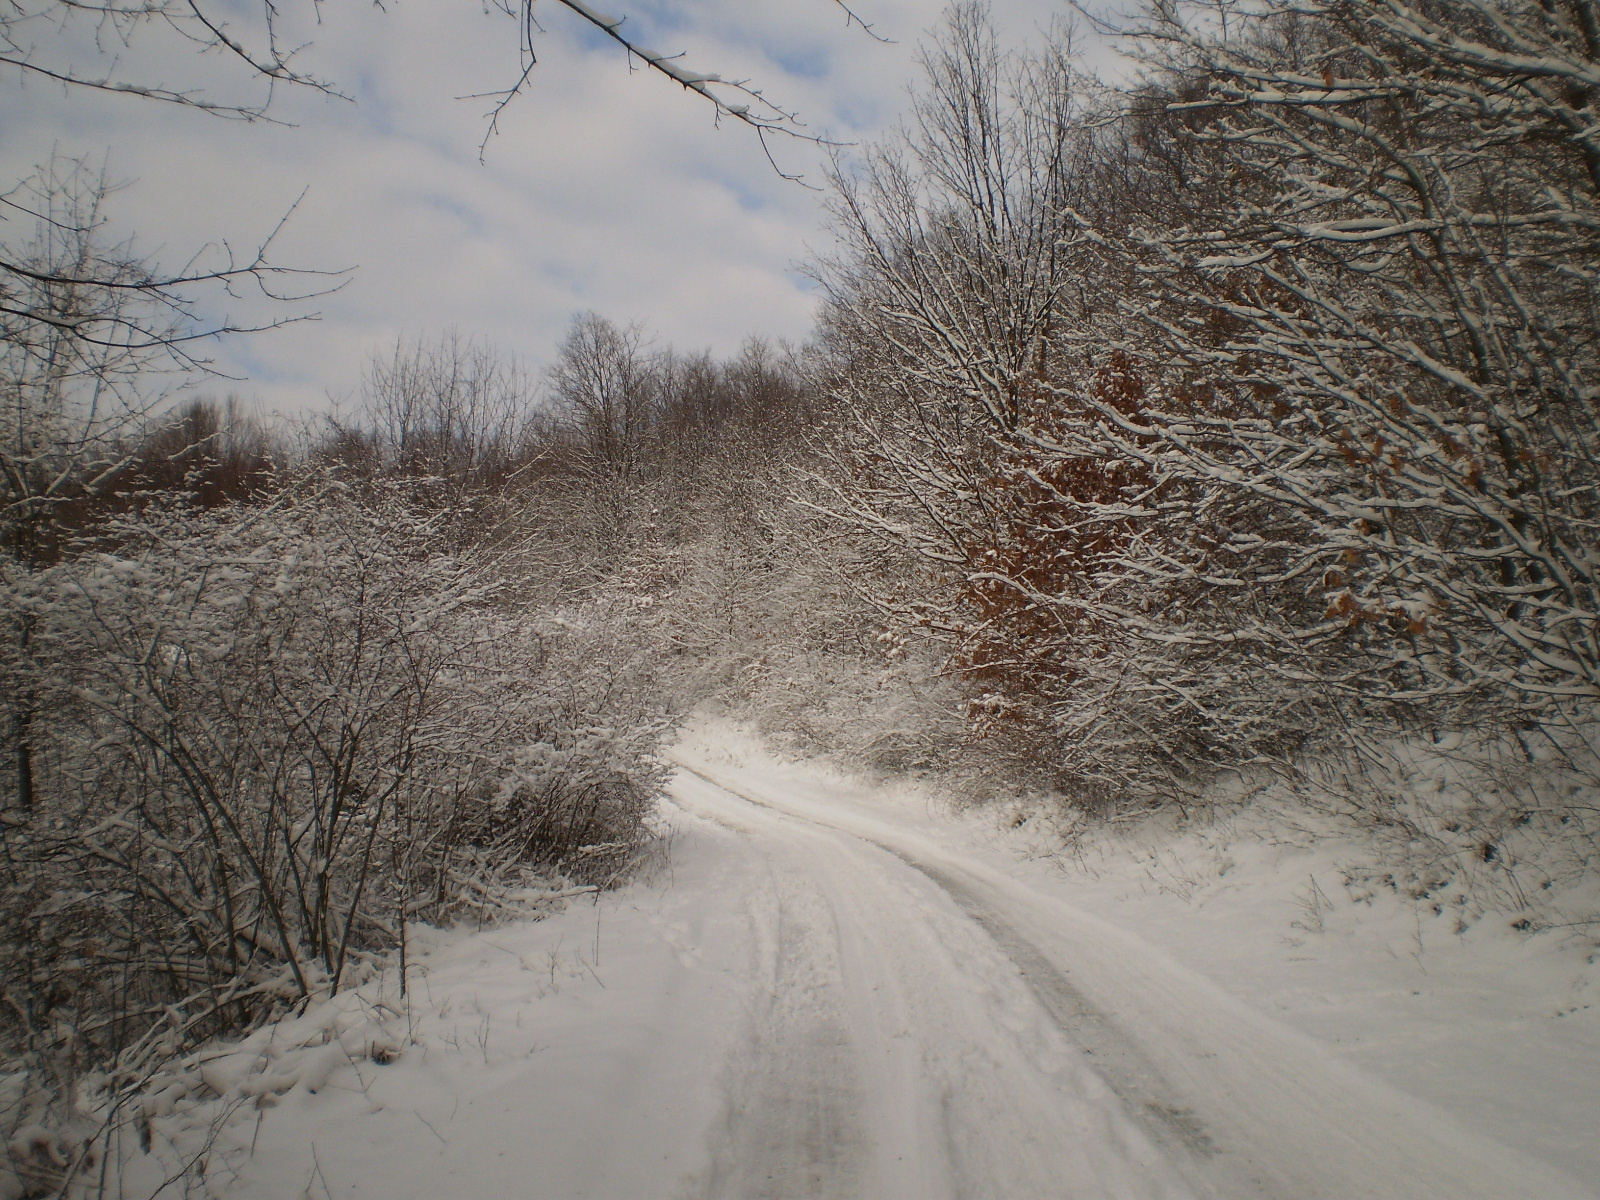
[807,6,1206,799]
[809,0,1600,801]
[1075,0,1600,722]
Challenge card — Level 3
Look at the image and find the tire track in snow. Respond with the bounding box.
[896,854,1220,1163]
[702,857,870,1200]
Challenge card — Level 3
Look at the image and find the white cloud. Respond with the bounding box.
[2,0,1096,417]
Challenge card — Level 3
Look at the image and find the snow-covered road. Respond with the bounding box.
[668,764,1188,1200]
[665,752,1593,1200]
[177,736,1597,1200]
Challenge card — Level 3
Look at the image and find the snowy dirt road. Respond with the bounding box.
[664,753,1595,1200]
[185,741,1597,1200]
[668,766,1187,1200]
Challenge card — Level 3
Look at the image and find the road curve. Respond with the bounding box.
[667,750,1597,1200]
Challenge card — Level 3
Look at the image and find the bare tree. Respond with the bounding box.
[0,156,334,565]
[0,0,339,118]
[477,0,885,167]
[351,330,537,498]
[4,1,883,171]
[0,157,331,819]
[547,311,661,483]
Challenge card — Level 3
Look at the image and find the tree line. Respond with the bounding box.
[807,0,1600,807]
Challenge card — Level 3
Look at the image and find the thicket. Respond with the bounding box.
[802,0,1600,827]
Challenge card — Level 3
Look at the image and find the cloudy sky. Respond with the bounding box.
[4,0,1096,416]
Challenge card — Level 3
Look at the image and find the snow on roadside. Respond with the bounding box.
[673,715,1600,1188]
[1036,806,1600,1186]
[99,831,761,1200]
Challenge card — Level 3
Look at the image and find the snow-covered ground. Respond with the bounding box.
[113,720,1600,1199]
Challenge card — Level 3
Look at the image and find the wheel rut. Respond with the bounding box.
[887,852,1221,1166]
[701,867,869,1200]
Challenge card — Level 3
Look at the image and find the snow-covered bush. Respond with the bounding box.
[0,474,667,1149]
